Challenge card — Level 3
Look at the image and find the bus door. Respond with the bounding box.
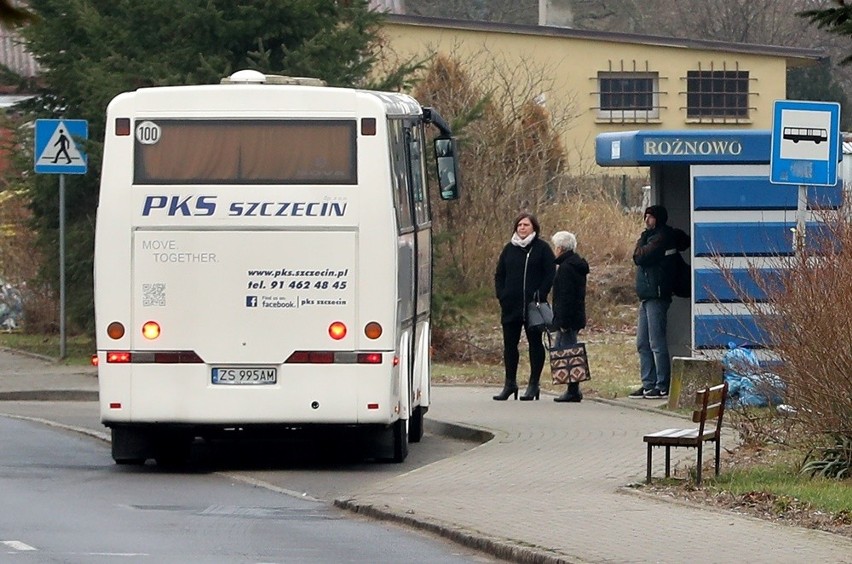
[389,119,422,417]
[407,122,432,410]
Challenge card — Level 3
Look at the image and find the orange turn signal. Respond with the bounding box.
[142,321,160,340]
[328,321,347,340]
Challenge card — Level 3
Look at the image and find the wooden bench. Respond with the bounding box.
[643,382,728,485]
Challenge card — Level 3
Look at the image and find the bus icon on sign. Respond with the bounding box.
[782,127,828,144]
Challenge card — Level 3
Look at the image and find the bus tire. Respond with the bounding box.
[408,405,424,443]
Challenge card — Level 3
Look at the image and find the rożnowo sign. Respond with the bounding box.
[595,130,773,166]
[643,137,743,157]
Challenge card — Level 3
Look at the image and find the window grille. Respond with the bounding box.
[593,61,664,123]
[683,63,753,122]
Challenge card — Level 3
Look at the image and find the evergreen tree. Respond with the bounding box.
[800,2,852,64]
[16,0,384,332]
[787,58,852,130]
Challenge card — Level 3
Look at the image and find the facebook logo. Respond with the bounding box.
[246,296,258,307]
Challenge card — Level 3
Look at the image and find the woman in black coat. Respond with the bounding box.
[493,212,556,401]
[550,231,590,403]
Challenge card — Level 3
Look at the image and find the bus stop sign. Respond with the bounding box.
[770,100,839,186]
[34,119,88,175]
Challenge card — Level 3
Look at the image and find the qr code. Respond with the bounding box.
[142,283,166,307]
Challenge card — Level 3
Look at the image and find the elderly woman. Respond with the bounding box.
[550,231,590,403]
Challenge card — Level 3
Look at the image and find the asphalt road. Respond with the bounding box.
[0,413,498,563]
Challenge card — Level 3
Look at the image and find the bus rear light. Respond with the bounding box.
[364,322,382,339]
[287,351,309,363]
[107,321,125,339]
[285,351,384,364]
[115,118,130,136]
[109,403,122,409]
[393,356,400,366]
[153,351,203,363]
[142,321,160,340]
[285,351,335,364]
[367,403,379,410]
[107,352,131,363]
[357,353,382,364]
[91,354,99,366]
[328,322,347,340]
[310,351,335,364]
[104,351,203,364]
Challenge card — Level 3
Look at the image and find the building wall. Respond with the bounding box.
[383,20,794,174]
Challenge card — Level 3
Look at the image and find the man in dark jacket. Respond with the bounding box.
[630,205,676,399]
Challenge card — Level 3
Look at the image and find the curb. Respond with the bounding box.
[0,346,66,363]
[333,497,587,564]
[0,390,98,402]
[591,396,693,420]
[0,413,110,443]
[424,419,494,443]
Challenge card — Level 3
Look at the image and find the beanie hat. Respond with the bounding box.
[644,205,668,226]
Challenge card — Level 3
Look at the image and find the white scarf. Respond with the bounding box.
[511,232,536,248]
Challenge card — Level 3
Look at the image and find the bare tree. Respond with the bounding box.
[410,47,578,292]
[405,0,539,24]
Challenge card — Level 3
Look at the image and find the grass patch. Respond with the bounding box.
[434,330,639,398]
[716,460,852,514]
[0,332,94,365]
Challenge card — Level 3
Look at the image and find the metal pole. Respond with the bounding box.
[59,174,66,359]
[795,184,807,254]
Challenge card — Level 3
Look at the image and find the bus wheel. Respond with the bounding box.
[408,406,424,443]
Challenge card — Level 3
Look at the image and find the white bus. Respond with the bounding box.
[94,70,460,465]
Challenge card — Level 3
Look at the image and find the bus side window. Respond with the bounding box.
[389,120,414,231]
[408,127,430,226]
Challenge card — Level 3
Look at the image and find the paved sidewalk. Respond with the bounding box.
[1,348,850,563]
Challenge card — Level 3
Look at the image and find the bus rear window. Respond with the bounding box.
[133,119,357,185]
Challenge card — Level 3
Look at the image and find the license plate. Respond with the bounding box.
[211,367,277,385]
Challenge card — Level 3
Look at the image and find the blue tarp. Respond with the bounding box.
[722,342,785,407]
[0,276,23,331]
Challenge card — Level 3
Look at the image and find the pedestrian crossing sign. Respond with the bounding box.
[34,119,88,174]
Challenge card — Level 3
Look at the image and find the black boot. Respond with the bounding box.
[493,380,519,401]
[519,374,541,401]
[554,382,583,403]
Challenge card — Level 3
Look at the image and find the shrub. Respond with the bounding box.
[721,214,852,478]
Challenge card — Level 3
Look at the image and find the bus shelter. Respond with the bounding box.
[595,130,842,360]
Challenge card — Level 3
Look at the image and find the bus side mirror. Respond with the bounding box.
[434,137,460,201]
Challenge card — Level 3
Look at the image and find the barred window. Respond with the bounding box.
[597,72,659,121]
[686,70,749,119]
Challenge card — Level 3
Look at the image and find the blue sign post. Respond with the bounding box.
[770,100,840,187]
[33,119,88,359]
[770,100,840,257]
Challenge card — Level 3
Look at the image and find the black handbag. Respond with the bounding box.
[547,332,591,384]
[526,300,553,330]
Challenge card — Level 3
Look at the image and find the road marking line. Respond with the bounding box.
[2,540,37,551]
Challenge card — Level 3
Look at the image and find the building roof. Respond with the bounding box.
[386,14,826,67]
[0,27,39,79]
